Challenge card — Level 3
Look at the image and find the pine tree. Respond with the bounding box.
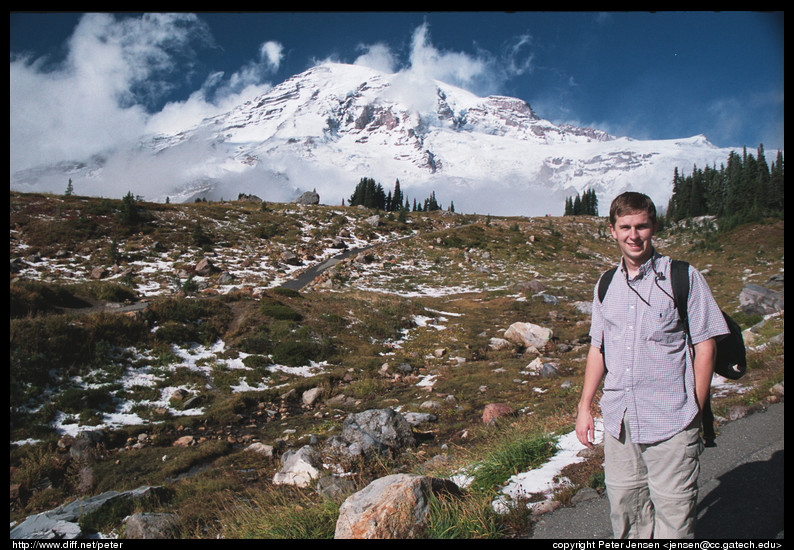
[118,191,140,226]
[689,166,707,217]
[667,146,783,227]
[64,178,73,197]
[392,179,404,212]
[563,189,598,216]
[755,144,771,211]
[769,150,784,212]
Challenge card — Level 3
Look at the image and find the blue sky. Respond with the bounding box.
[10,12,784,174]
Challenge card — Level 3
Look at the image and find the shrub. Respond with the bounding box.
[271,339,321,367]
[10,281,90,318]
[259,298,302,322]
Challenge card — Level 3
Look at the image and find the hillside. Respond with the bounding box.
[9,190,784,538]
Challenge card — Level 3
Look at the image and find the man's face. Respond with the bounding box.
[609,210,658,268]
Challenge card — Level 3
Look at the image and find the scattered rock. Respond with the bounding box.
[273,445,323,488]
[172,435,195,447]
[403,412,437,427]
[728,405,750,421]
[531,499,563,516]
[488,337,512,351]
[280,251,302,266]
[194,257,217,276]
[124,512,180,539]
[316,475,356,500]
[525,357,560,378]
[482,403,515,425]
[244,442,274,457]
[572,301,593,315]
[302,387,324,406]
[570,487,600,505]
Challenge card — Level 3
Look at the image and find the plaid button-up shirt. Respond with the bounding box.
[589,251,729,444]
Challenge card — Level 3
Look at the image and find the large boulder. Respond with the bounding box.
[334,474,463,539]
[504,322,553,351]
[739,284,784,316]
[293,190,320,205]
[324,408,416,460]
[10,486,170,539]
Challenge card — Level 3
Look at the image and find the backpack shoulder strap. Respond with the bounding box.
[598,267,618,303]
[670,260,690,326]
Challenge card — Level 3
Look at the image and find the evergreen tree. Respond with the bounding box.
[392,179,404,212]
[769,150,784,212]
[755,144,771,211]
[689,166,707,217]
[563,189,598,216]
[349,177,387,209]
[666,146,783,228]
[723,151,746,218]
[64,178,73,197]
[118,191,140,226]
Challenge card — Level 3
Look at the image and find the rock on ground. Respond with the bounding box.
[334,474,463,539]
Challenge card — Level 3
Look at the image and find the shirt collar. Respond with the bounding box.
[619,248,662,280]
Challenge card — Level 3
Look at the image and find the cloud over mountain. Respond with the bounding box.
[11,14,753,216]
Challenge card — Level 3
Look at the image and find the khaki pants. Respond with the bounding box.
[604,414,703,539]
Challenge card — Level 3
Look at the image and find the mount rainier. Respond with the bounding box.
[11,62,743,216]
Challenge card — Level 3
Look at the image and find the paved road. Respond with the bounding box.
[528,401,784,540]
[278,246,367,290]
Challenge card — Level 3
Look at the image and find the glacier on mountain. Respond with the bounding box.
[10,62,743,216]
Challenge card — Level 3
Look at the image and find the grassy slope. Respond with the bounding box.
[9,191,784,537]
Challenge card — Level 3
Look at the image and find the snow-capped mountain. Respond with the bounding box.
[11,62,743,216]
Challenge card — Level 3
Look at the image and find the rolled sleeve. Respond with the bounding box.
[685,266,729,345]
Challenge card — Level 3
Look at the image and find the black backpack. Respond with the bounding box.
[597,260,747,446]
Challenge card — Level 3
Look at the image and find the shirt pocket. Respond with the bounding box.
[643,300,681,344]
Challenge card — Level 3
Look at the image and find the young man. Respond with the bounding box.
[576,191,729,538]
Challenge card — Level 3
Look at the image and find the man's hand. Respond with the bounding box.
[576,407,596,449]
[576,345,606,449]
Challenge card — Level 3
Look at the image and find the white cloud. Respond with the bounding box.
[9,14,285,175]
[407,23,488,89]
[353,42,398,74]
[260,40,284,71]
[9,13,214,173]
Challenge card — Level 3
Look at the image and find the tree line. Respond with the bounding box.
[563,188,599,216]
[347,177,454,213]
[666,144,784,229]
